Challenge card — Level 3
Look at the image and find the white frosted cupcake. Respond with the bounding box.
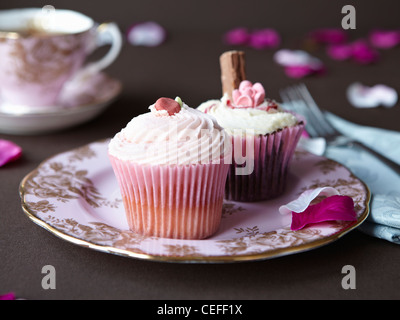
[108,97,231,239]
[198,80,304,201]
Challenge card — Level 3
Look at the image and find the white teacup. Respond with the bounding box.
[0,7,122,107]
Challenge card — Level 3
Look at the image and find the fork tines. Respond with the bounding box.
[280,84,338,139]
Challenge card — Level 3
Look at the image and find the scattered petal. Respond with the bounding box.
[280,187,357,231]
[351,40,379,64]
[0,139,22,167]
[347,82,398,108]
[326,43,353,60]
[274,49,325,78]
[284,65,315,78]
[309,28,348,45]
[290,195,357,231]
[223,27,250,46]
[279,187,340,215]
[369,29,400,49]
[274,49,316,66]
[127,21,166,47]
[326,40,379,64]
[0,292,16,300]
[248,28,280,49]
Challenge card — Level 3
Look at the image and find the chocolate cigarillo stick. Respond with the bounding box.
[220,50,246,99]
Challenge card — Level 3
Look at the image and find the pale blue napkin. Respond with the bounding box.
[302,112,400,244]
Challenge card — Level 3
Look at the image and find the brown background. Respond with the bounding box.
[0,0,399,300]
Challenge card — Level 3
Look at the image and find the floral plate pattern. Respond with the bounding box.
[19,139,370,263]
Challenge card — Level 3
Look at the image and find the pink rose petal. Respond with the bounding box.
[309,28,348,44]
[248,28,280,49]
[290,195,357,231]
[327,43,353,60]
[127,21,166,47]
[369,30,400,49]
[284,65,315,78]
[274,49,325,78]
[0,292,16,300]
[351,40,379,64]
[0,139,22,167]
[223,27,250,46]
[279,187,340,215]
[347,82,398,108]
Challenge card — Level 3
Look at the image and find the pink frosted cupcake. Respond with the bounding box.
[198,80,304,202]
[108,97,231,239]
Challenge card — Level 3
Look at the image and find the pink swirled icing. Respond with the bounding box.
[108,101,231,165]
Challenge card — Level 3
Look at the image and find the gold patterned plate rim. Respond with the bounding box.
[19,140,370,263]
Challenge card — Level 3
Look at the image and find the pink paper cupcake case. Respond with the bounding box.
[225,122,304,202]
[109,155,229,239]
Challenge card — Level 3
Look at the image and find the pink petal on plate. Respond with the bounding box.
[290,195,357,231]
[326,43,353,60]
[0,139,22,167]
[223,27,250,45]
[369,29,400,49]
[127,21,166,47]
[279,187,340,215]
[248,28,281,49]
[309,28,348,44]
[351,40,379,64]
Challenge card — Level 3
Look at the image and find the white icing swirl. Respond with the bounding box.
[108,103,231,165]
[197,94,298,136]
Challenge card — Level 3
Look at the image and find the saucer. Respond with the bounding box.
[0,71,122,135]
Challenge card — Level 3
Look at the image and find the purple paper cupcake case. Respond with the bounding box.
[225,122,305,202]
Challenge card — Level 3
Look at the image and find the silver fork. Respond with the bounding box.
[280,83,400,175]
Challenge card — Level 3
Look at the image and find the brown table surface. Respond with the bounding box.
[1,0,399,300]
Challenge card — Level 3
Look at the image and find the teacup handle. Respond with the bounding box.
[83,22,122,74]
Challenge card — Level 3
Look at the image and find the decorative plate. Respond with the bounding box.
[20,140,370,263]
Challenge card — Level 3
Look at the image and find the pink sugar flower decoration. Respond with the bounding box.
[223,27,250,46]
[369,29,400,49]
[309,28,348,44]
[0,139,22,167]
[232,80,265,107]
[248,28,280,49]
